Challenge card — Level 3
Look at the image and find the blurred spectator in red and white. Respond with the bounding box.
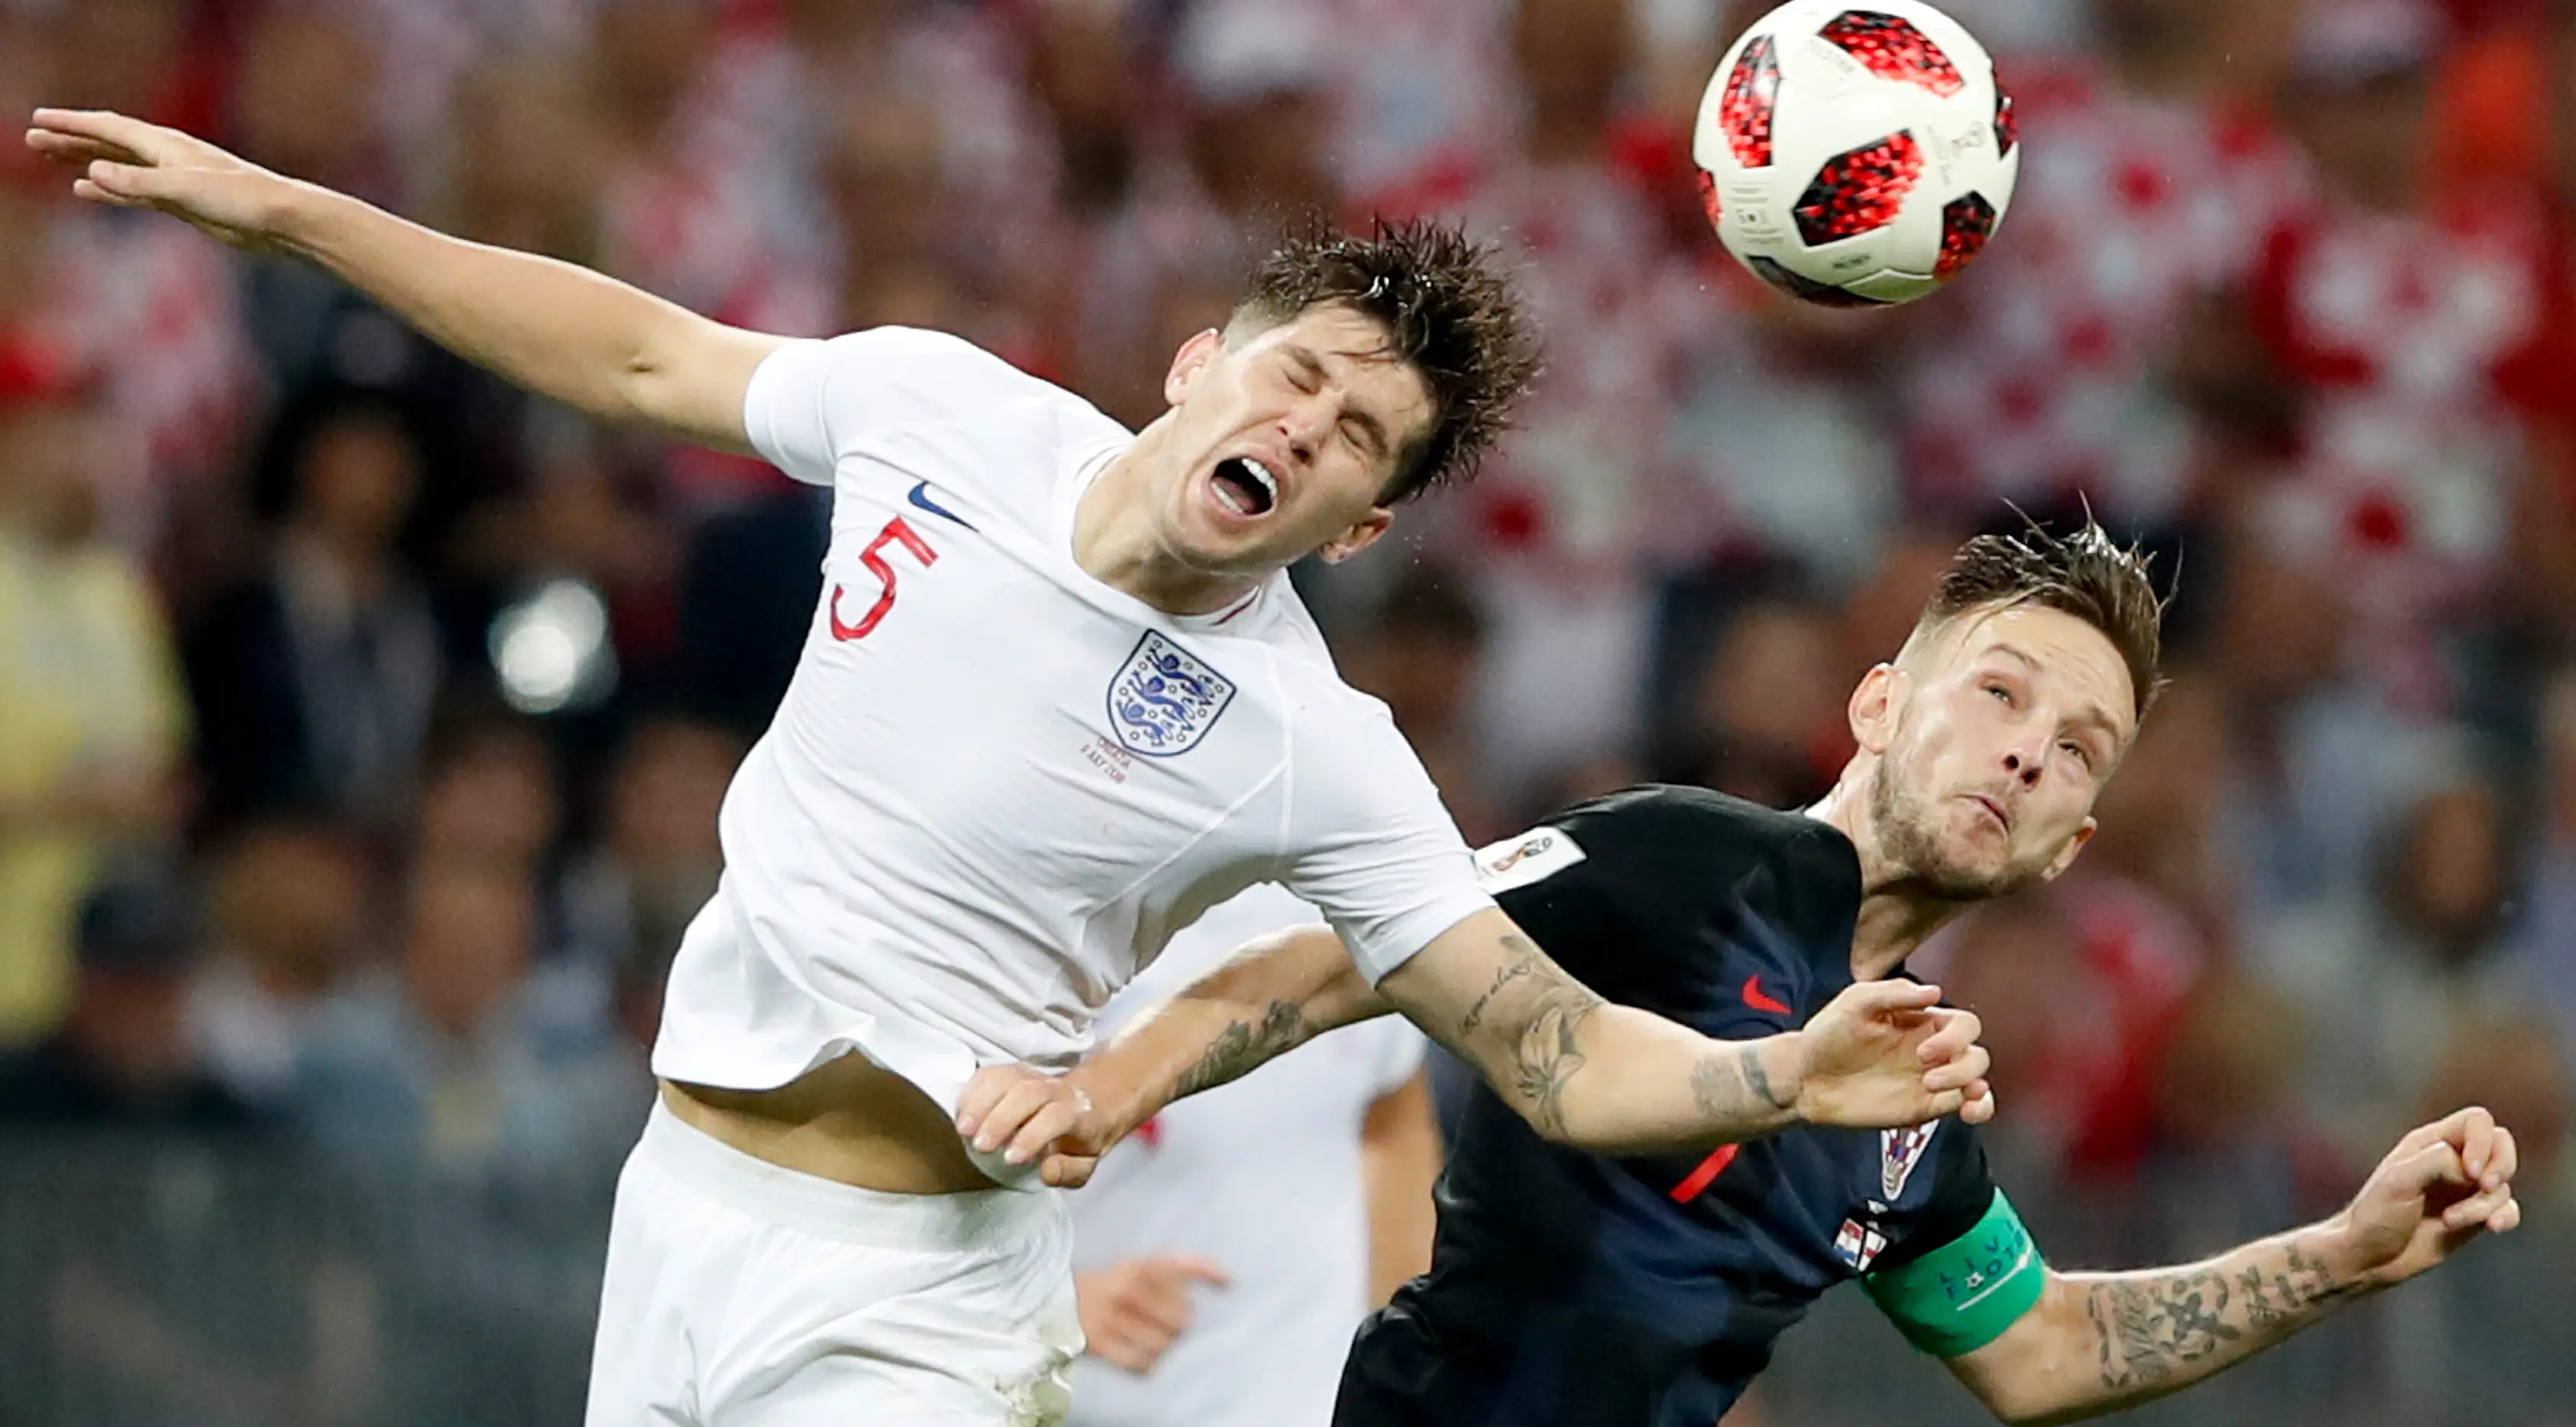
[1900,0,2308,531]
[343,0,598,168]
[0,364,189,1047]
[592,0,833,345]
[766,0,1046,339]
[1305,0,1515,207]
[2,1,252,553]
[2245,0,2551,714]
[1668,282,1913,593]
[1384,0,1719,810]
[1059,0,1350,425]
[588,0,837,513]
[180,384,442,840]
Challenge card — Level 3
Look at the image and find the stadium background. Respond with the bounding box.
[0,0,2571,1422]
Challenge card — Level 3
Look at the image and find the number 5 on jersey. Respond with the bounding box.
[830,517,937,642]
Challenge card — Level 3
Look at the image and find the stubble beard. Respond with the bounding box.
[1867,752,2032,903]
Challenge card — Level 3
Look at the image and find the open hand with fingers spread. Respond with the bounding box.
[25,108,300,250]
[2319,1105,2522,1291]
[1790,979,1993,1131]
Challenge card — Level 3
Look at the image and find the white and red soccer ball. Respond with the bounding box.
[1692,0,2019,306]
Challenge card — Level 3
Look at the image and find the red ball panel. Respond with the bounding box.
[1820,11,1966,97]
[1720,34,1783,168]
[1792,130,1926,247]
[1935,191,1998,281]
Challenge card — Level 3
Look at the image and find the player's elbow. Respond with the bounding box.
[606,305,763,446]
[1979,1389,2064,1427]
[1956,1344,2094,1425]
[612,330,691,427]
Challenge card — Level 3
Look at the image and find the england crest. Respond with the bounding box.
[1107,632,1237,757]
[1880,1121,1939,1200]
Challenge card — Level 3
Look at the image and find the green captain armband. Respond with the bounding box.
[1862,1189,2046,1357]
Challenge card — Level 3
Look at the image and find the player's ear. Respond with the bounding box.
[2041,817,2097,882]
[1319,508,1394,563]
[1848,664,1907,756]
[1164,328,1225,407]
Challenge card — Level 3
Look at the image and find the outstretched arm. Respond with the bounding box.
[25,109,780,452]
[959,909,1992,1182]
[1941,1108,2521,1425]
[1374,909,1986,1155]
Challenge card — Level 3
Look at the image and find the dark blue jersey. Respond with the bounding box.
[1337,786,1999,1427]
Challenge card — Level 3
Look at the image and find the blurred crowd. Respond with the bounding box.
[3,0,2576,1421]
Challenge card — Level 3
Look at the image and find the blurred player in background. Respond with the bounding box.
[1002,519,2526,1426]
[25,106,1995,1426]
[1066,883,1438,1427]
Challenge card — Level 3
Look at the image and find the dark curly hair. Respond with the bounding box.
[1228,217,1543,505]
[1916,514,2169,721]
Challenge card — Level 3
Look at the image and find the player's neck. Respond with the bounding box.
[1807,776,1974,981]
[1074,433,1266,617]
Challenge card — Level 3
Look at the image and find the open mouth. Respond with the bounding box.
[1211,456,1280,518]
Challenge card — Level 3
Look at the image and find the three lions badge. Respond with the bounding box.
[1107,632,1237,756]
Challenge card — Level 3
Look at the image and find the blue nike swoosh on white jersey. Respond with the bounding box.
[907,481,975,530]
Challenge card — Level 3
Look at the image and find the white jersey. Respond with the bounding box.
[653,328,1489,1128]
[1067,883,1427,1427]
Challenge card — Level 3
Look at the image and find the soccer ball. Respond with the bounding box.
[1692,0,2019,306]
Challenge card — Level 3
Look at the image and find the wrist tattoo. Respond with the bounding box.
[1690,1043,1792,1124]
[1174,1000,1308,1099]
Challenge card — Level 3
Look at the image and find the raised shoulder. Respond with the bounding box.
[743,325,1122,487]
[1546,785,1848,890]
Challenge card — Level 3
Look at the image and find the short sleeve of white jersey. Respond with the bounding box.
[739,326,1038,486]
[1279,700,1492,986]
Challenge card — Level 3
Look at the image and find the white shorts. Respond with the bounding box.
[584,1101,1083,1426]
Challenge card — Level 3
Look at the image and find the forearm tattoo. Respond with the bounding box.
[1456,936,1603,1140]
[1459,955,1537,1036]
[1172,1000,1309,1099]
[1689,1043,1793,1125]
[2087,1242,2365,1393]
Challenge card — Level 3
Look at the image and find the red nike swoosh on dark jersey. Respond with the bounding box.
[1743,975,1792,1014]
